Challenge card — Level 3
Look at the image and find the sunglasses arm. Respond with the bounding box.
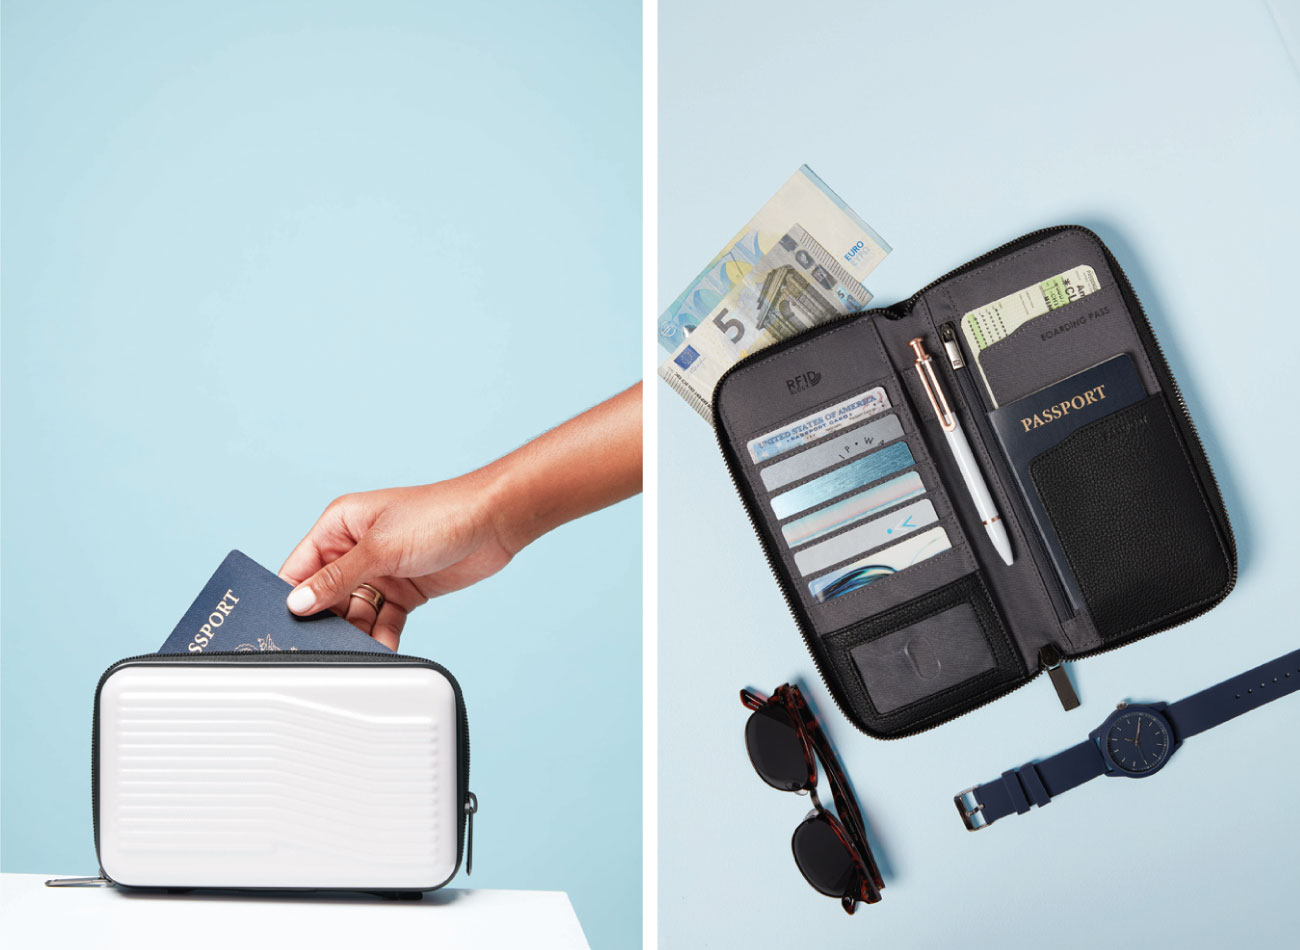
[739,688,769,710]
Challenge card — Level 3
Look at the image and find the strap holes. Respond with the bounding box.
[1235,693,1241,700]
[1247,688,1253,694]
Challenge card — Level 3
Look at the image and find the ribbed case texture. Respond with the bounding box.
[97,665,458,889]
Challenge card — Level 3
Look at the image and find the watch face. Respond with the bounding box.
[1104,709,1172,776]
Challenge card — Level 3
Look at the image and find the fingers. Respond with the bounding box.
[370,601,407,651]
[279,494,377,586]
[279,536,325,589]
[286,543,377,615]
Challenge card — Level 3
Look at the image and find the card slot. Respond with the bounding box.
[768,439,916,521]
[713,312,896,446]
[821,571,1026,731]
[807,525,956,605]
[973,283,1155,407]
[778,466,926,547]
[1028,392,1232,642]
[757,411,906,492]
[803,518,977,634]
[793,496,940,577]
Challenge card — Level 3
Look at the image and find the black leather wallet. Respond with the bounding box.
[713,226,1236,739]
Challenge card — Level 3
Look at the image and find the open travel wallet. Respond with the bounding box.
[713,226,1236,738]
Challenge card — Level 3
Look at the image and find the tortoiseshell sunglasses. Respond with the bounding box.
[740,684,883,912]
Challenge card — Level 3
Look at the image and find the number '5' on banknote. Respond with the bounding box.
[660,221,886,420]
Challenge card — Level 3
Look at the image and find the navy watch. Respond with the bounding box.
[955,647,1300,830]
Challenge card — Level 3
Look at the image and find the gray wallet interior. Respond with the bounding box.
[713,226,1235,738]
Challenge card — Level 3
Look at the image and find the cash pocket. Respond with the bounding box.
[823,571,1025,732]
[1028,393,1232,641]
[975,284,1144,407]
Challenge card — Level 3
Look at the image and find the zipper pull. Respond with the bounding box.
[939,322,966,370]
[45,876,113,888]
[464,791,478,875]
[1039,645,1080,711]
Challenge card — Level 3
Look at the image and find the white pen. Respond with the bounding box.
[907,337,1014,566]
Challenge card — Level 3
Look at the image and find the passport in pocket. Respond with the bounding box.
[156,550,391,654]
[986,354,1146,613]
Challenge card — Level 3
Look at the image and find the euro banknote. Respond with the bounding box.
[659,223,874,419]
[657,165,889,354]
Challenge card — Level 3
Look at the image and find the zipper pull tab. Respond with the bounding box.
[939,322,966,370]
[45,876,113,888]
[1039,645,1080,711]
[464,791,478,875]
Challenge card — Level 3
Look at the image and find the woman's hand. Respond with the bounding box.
[279,472,515,650]
[281,383,642,649]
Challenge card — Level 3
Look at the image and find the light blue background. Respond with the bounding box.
[659,1,1300,946]
[1,3,640,947]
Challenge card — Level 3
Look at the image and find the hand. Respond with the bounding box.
[279,472,515,650]
[280,383,642,650]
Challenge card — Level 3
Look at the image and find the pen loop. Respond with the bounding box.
[908,338,956,432]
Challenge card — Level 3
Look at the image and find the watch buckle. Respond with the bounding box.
[954,787,988,831]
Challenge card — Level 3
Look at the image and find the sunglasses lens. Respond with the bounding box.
[744,703,810,791]
[792,814,859,899]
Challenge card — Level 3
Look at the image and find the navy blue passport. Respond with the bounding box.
[156,550,391,654]
[987,355,1146,612]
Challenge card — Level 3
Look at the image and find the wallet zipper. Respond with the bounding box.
[711,224,1236,736]
[87,650,472,889]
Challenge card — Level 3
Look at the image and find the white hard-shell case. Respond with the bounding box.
[94,657,464,891]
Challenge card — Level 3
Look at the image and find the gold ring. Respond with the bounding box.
[349,583,385,613]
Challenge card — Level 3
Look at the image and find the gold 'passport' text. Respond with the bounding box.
[188,589,240,652]
[1020,384,1108,432]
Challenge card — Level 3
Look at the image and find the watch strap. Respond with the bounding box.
[955,738,1106,830]
[1164,647,1300,740]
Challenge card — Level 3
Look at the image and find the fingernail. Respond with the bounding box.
[286,586,316,613]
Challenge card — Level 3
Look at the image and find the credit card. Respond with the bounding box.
[781,470,925,547]
[759,413,904,491]
[794,498,938,577]
[770,441,914,520]
[961,265,1101,404]
[747,387,890,463]
[808,526,952,603]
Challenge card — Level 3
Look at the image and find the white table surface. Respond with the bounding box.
[0,873,590,949]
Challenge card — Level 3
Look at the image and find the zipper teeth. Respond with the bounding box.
[710,224,1237,738]
[90,650,471,884]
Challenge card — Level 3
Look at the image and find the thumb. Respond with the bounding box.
[285,544,377,615]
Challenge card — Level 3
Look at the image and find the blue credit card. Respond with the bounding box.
[770,440,914,520]
[156,550,391,654]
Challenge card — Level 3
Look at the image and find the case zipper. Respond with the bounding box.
[88,649,473,888]
[45,876,114,887]
[710,224,1236,738]
[464,791,478,875]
